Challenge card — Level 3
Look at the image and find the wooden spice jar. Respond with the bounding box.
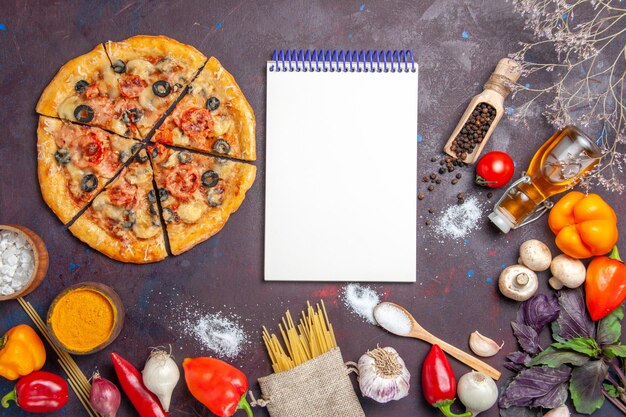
[443,58,521,164]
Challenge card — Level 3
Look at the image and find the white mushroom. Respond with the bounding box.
[549,254,586,290]
[544,405,570,417]
[499,265,538,301]
[518,239,552,272]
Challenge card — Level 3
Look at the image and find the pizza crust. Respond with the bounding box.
[37,117,106,223]
[69,214,167,263]
[166,163,257,255]
[35,44,110,119]
[104,35,207,79]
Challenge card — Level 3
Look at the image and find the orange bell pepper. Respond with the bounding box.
[0,324,46,381]
[548,191,618,259]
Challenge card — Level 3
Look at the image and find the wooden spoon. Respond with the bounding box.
[374,302,501,380]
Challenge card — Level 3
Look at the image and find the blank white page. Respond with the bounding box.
[265,60,417,282]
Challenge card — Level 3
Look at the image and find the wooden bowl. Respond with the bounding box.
[0,225,49,301]
[47,281,125,355]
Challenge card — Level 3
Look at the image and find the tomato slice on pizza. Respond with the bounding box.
[69,149,167,263]
[37,116,138,224]
[103,35,207,138]
[149,144,256,255]
[152,57,256,161]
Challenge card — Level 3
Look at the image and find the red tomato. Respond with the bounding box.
[475,151,515,188]
[180,107,213,141]
[165,164,200,200]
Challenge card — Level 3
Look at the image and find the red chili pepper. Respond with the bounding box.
[183,357,252,417]
[422,345,471,417]
[1,371,68,413]
[586,246,626,320]
[111,352,167,417]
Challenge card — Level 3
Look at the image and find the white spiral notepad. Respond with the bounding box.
[265,50,418,282]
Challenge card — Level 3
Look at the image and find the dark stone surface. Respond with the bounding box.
[0,1,624,416]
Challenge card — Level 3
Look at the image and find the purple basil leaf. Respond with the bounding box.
[569,360,608,414]
[499,406,542,417]
[499,366,571,408]
[553,288,595,342]
[505,351,532,372]
[519,294,560,332]
[532,381,568,408]
[512,322,541,355]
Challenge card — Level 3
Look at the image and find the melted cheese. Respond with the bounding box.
[177,201,204,224]
[212,115,233,136]
[126,166,151,185]
[172,127,189,146]
[102,70,120,98]
[127,59,155,80]
[139,87,157,112]
[162,153,180,168]
[65,163,87,198]
[133,218,161,239]
[57,96,82,121]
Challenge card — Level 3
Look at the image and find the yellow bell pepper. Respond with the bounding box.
[548,191,618,259]
[0,324,46,380]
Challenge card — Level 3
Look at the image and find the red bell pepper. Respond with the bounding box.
[422,345,471,417]
[1,371,68,413]
[111,352,167,417]
[586,246,626,320]
[183,357,252,417]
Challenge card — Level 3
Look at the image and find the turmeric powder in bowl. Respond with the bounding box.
[47,282,124,354]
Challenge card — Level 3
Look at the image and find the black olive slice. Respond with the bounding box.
[174,83,183,90]
[147,189,157,203]
[112,59,126,74]
[135,149,149,163]
[207,188,224,207]
[162,207,174,224]
[152,80,171,97]
[122,108,142,124]
[74,105,94,123]
[150,146,159,159]
[205,96,220,111]
[118,150,129,163]
[201,170,219,187]
[54,148,71,165]
[74,80,90,94]
[212,138,230,155]
[80,174,98,192]
[178,151,192,164]
[121,209,136,228]
[158,187,169,202]
[149,203,158,216]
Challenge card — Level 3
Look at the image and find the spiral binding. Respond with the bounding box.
[269,49,416,73]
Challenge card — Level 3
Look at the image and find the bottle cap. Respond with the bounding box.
[488,210,514,233]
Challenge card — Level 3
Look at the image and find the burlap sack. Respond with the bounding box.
[256,347,365,417]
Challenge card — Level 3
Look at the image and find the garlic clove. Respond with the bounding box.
[469,331,503,357]
[544,405,570,417]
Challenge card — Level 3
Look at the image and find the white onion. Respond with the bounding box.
[457,371,498,416]
[142,349,180,412]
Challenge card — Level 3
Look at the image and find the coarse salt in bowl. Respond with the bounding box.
[0,225,49,301]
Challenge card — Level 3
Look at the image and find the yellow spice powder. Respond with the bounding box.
[50,288,115,352]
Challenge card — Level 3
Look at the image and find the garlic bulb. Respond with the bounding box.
[469,331,503,357]
[357,346,410,403]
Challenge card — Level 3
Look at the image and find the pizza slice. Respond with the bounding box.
[152,57,256,161]
[37,116,138,224]
[149,144,256,255]
[69,149,167,263]
[35,44,137,136]
[103,35,207,138]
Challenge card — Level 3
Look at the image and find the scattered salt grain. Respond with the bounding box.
[185,312,247,359]
[434,196,483,239]
[373,303,413,336]
[0,231,35,296]
[342,284,380,325]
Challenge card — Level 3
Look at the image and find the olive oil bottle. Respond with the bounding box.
[489,126,602,233]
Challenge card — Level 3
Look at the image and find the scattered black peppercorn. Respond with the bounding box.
[487,192,493,199]
[430,173,437,180]
[438,167,446,174]
[456,173,462,179]
[425,220,431,226]
[435,179,441,184]
[457,192,465,199]
[418,193,425,200]
[451,179,458,185]
[428,208,434,214]
[428,185,435,191]
[431,157,437,162]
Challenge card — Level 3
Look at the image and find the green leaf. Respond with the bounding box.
[602,344,626,359]
[597,306,623,346]
[603,383,621,398]
[527,346,590,368]
[552,337,601,358]
[569,360,608,414]
[551,320,565,343]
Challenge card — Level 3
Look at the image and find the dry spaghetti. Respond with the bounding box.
[262,301,337,373]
